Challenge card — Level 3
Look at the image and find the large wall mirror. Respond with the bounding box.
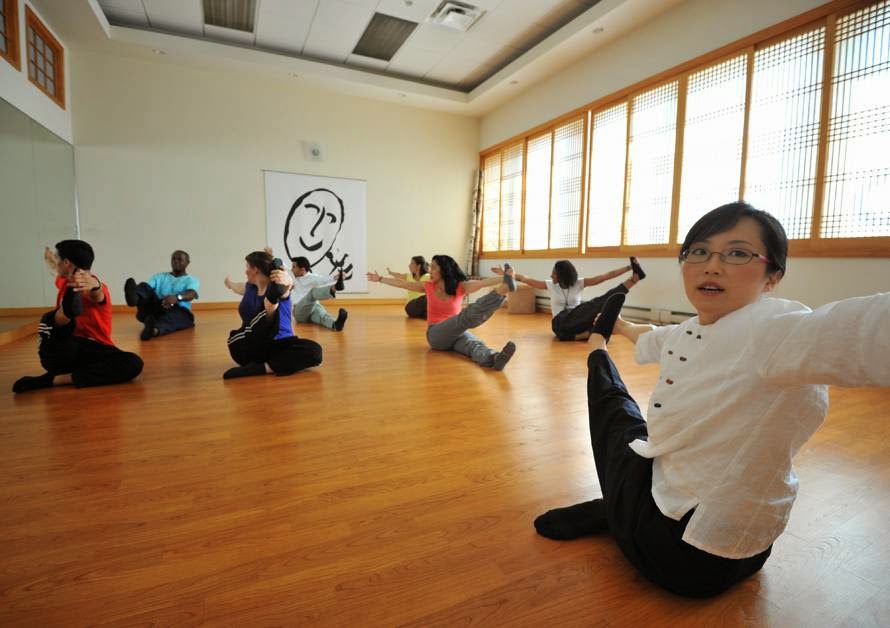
[0,96,77,309]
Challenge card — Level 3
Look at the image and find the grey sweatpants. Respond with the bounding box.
[293,286,335,328]
[425,290,505,367]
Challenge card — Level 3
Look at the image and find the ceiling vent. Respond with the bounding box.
[353,13,418,61]
[428,1,485,32]
[203,0,257,33]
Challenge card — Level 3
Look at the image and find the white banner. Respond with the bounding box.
[264,170,367,292]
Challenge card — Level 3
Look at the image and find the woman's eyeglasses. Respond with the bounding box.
[680,247,771,265]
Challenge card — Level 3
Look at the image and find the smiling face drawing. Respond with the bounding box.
[283,188,345,267]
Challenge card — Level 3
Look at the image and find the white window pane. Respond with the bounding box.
[588,103,627,248]
[678,54,748,239]
[499,144,523,250]
[822,0,890,238]
[625,82,678,245]
[745,28,824,239]
[550,118,584,249]
[482,155,501,252]
[524,134,552,251]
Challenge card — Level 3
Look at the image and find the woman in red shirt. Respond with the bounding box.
[368,255,517,370]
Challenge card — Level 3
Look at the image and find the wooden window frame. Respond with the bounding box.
[478,0,890,259]
[24,5,64,109]
[0,0,20,70]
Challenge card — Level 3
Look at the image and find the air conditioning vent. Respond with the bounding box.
[353,13,418,61]
[428,1,485,32]
[203,0,257,33]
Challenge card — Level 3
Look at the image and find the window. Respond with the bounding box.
[820,0,890,238]
[481,154,501,252]
[25,6,64,108]
[479,0,890,258]
[587,103,627,248]
[624,82,678,245]
[678,54,748,238]
[0,0,20,70]
[745,28,825,239]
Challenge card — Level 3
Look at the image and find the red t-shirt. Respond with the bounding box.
[55,275,114,346]
[424,281,465,325]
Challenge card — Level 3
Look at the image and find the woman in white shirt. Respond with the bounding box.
[534,202,890,597]
[495,259,643,340]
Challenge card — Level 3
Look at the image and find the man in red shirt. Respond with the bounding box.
[13,240,144,393]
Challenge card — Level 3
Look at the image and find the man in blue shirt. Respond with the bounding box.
[124,250,200,340]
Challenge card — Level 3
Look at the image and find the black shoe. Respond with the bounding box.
[140,316,156,341]
[12,372,55,394]
[502,263,516,292]
[334,270,345,292]
[223,363,267,379]
[592,293,625,342]
[493,341,516,370]
[629,256,646,281]
[334,308,348,331]
[60,287,83,319]
[124,278,138,307]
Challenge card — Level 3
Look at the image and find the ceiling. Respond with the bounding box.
[33,0,686,116]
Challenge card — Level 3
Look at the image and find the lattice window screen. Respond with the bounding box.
[481,154,501,252]
[499,143,523,250]
[745,28,825,239]
[0,2,8,54]
[822,0,890,238]
[550,117,584,249]
[678,54,748,239]
[625,82,678,245]
[587,103,627,248]
[524,133,552,251]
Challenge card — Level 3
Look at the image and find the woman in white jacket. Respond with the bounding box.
[534,202,890,597]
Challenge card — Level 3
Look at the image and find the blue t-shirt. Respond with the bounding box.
[147,272,201,310]
[239,283,293,340]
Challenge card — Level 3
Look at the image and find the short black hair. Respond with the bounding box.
[245,251,274,276]
[172,250,190,262]
[290,256,312,272]
[552,260,578,289]
[680,202,787,277]
[55,240,94,270]
[432,254,467,296]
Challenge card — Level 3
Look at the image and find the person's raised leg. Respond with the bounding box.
[308,302,336,329]
[266,337,323,374]
[154,306,195,337]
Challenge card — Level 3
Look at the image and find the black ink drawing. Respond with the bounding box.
[283,188,354,281]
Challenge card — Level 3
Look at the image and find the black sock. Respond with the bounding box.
[60,287,83,319]
[592,293,625,342]
[12,372,55,394]
[223,363,267,379]
[124,278,138,307]
[493,340,516,370]
[534,499,608,540]
[335,271,345,292]
[629,256,646,280]
[334,308,348,331]
[265,283,284,304]
[502,263,516,292]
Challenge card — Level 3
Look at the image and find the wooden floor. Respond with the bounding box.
[0,305,888,627]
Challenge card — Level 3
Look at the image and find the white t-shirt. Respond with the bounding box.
[545,278,585,316]
[632,294,890,559]
[292,272,334,303]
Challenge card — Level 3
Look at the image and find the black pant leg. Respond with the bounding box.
[586,349,771,598]
[63,339,144,388]
[134,282,165,322]
[227,310,276,366]
[404,296,427,319]
[557,284,629,338]
[37,310,79,374]
[266,337,323,374]
[155,306,195,336]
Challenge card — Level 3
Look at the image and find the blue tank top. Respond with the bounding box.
[239,283,293,340]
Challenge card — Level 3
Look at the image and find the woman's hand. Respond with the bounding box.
[367,271,382,283]
[490,265,505,276]
[270,268,293,288]
[224,276,234,290]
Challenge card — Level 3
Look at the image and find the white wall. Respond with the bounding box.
[480,0,890,310]
[71,50,480,304]
[0,0,72,142]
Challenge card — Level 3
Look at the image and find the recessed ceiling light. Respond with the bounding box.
[403,0,414,5]
[152,49,166,55]
[592,27,604,34]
